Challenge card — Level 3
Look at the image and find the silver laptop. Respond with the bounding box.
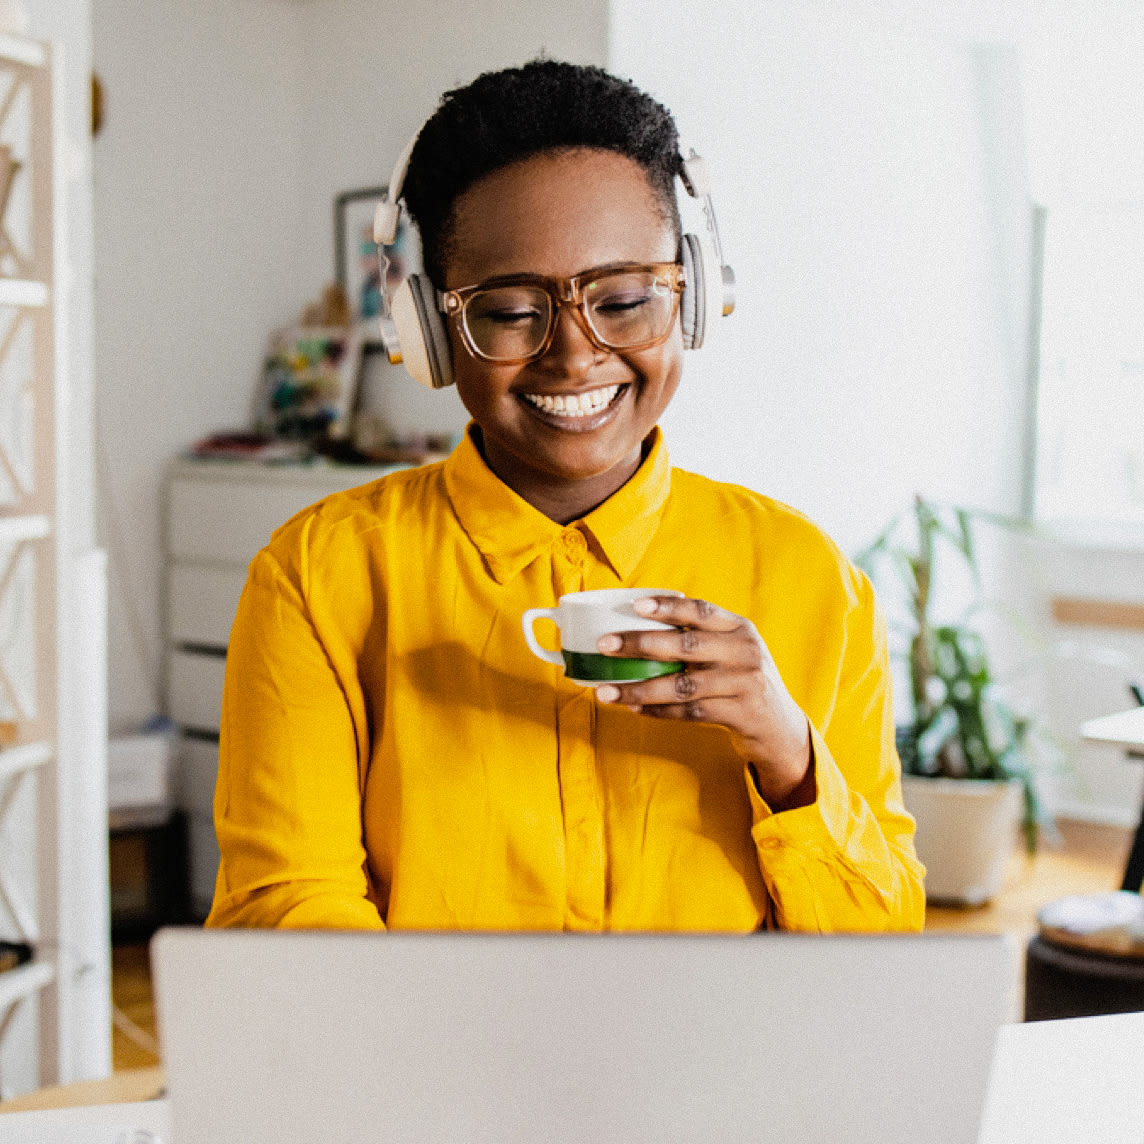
[152,928,1014,1144]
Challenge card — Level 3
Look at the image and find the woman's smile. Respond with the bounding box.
[518,382,627,425]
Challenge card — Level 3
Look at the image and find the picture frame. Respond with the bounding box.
[251,324,365,443]
[335,186,422,325]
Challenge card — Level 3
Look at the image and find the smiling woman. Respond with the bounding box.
[442,148,684,523]
[206,60,925,935]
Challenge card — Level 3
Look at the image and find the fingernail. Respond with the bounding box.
[633,597,658,615]
[597,685,620,702]
[597,634,622,652]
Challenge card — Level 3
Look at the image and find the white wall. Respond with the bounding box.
[93,0,608,731]
[292,0,608,290]
[93,0,309,726]
[1016,5,1144,822]
[609,1,1030,558]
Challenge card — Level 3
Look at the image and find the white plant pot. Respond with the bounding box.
[901,775,1023,906]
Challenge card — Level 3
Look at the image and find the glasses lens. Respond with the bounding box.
[584,269,677,349]
[464,285,553,361]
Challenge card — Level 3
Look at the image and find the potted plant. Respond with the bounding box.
[856,497,1049,905]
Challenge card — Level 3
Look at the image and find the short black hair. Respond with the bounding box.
[401,59,682,285]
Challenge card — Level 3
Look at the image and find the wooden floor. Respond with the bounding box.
[924,818,1135,938]
[109,818,1135,1071]
[111,942,162,1071]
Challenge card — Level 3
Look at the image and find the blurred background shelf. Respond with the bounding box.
[0,278,48,307]
[0,515,51,544]
[0,961,54,1015]
[0,742,51,784]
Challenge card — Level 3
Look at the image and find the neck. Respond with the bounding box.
[476,433,646,524]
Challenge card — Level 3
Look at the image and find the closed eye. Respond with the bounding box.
[594,291,654,314]
[484,306,544,325]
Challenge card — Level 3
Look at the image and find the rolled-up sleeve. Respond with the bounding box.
[747,574,926,932]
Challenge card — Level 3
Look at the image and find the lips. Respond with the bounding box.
[520,384,624,419]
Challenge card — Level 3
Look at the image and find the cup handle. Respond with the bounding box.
[522,608,564,666]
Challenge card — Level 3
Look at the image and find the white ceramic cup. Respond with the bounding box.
[521,588,684,685]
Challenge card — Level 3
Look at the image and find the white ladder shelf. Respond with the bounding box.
[0,29,67,1099]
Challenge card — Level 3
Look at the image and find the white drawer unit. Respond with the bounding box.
[168,563,248,649]
[164,457,403,914]
[167,649,227,734]
[179,736,224,909]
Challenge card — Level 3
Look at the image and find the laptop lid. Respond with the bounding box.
[152,929,1013,1144]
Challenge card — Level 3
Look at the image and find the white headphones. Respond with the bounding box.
[373,134,735,390]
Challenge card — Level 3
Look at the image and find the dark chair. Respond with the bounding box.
[1025,933,1144,1021]
[1023,683,1144,1022]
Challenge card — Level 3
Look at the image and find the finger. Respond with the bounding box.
[627,694,747,727]
[631,595,743,632]
[598,665,744,709]
[597,624,763,667]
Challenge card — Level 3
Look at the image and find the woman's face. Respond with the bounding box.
[443,148,683,519]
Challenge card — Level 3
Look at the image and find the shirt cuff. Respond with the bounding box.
[207,881,387,931]
[744,722,852,855]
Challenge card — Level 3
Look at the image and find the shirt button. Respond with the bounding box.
[560,530,587,560]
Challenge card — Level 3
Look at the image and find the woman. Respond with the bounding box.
[206,60,924,933]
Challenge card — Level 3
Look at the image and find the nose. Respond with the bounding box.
[537,302,603,376]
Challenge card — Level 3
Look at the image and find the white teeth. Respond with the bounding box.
[523,385,621,417]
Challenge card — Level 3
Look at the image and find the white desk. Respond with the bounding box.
[979,1011,1144,1144]
[2,1013,1142,1144]
[0,1098,171,1141]
[1082,706,1144,754]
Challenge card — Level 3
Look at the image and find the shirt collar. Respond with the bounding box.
[444,424,672,585]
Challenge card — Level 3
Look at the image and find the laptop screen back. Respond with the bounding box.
[152,929,1013,1144]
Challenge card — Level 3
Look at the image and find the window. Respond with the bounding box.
[1033,205,1144,536]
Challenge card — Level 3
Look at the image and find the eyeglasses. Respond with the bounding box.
[439,262,685,364]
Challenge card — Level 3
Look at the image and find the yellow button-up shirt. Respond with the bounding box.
[207,427,924,933]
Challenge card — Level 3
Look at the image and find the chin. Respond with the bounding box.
[535,437,645,481]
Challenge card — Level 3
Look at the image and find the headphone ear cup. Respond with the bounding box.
[391,274,454,389]
[679,233,706,350]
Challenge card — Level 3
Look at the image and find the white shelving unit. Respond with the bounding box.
[0,34,44,69]
[0,742,52,785]
[0,959,52,1017]
[0,515,49,544]
[0,31,109,1098]
[0,279,46,308]
[0,30,58,1100]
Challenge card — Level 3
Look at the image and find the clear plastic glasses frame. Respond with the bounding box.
[438,262,685,365]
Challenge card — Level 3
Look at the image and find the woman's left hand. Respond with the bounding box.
[595,595,815,812]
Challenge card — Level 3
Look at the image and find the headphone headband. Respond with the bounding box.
[372,131,735,383]
[375,138,727,263]
[373,132,418,246]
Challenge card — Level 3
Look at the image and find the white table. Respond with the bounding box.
[979,1011,1144,1144]
[2,1013,1142,1144]
[1082,706,1144,755]
[0,1098,171,1141]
